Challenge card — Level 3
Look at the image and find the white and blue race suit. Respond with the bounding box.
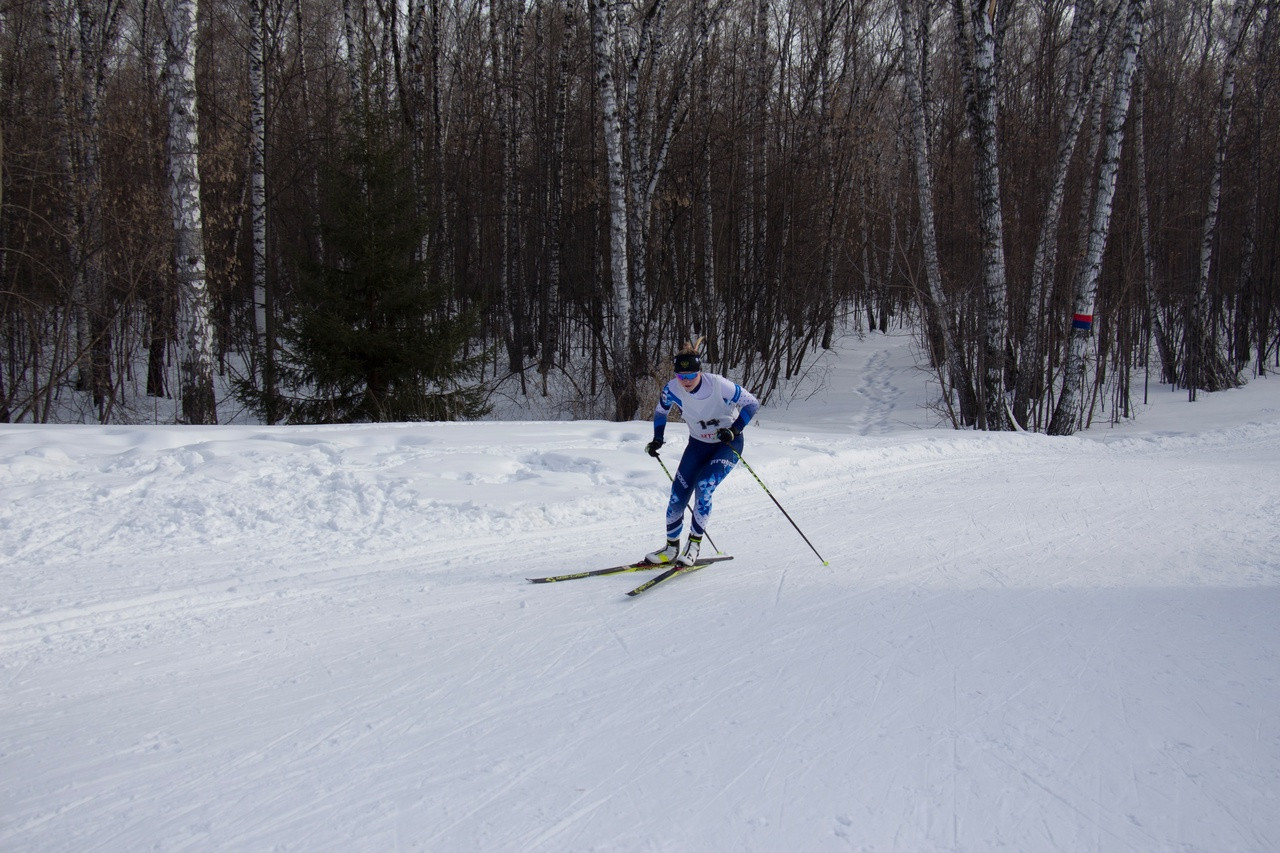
[652,372,761,540]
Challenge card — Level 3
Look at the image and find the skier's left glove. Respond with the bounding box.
[645,439,664,457]
[715,427,738,444]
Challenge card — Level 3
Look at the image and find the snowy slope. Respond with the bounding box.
[2,330,1279,851]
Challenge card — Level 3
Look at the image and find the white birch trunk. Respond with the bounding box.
[589,0,708,417]
[621,0,688,321]
[248,0,267,336]
[539,0,574,378]
[954,0,1011,429]
[1049,0,1145,435]
[589,0,633,418]
[1012,0,1101,428]
[165,0,217,424]
[1132,63,1177,386]
[248,0,275,421]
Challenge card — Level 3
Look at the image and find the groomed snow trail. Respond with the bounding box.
[2,333,1279,851]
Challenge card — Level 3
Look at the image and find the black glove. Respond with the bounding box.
[645,439,664,457]
[716,427,737,444]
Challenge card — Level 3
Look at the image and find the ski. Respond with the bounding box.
[527,561,659,584]
[626,555,733,597]
[527,554,733,585]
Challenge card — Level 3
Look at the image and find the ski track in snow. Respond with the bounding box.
[2,332,1280,851]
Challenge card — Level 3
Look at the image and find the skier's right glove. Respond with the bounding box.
[645,439,664,457]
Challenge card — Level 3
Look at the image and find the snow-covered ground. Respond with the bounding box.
[2,330,1278,851]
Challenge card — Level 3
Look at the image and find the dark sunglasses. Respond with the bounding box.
[675,372,699,381]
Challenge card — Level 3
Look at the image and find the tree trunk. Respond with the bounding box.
[342,0,366,119]
[248,0,276,422]
[1013,0,1100,429]
[953,0,1013,430]
[1184,0,1251,398]
[899,0,975,425]
[293,0,324,258]
[1049,0,1145,436]
[165,0,217,424]
[43,0,120,416]
[41,0,88,394]
[589,0,635,419]
[1245,0,1277,376]
[77,0,118,420]
[1131,62,1173,386]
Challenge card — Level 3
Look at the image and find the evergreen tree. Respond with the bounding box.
[239,116,488,423]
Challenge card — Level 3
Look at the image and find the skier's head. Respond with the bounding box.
[673,337,705,378]
[673,350,701,376]
[673,344,702,390]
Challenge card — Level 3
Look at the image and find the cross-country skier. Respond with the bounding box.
[644,341,761,566]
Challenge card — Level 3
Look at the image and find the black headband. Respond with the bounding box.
[673,352,702,373]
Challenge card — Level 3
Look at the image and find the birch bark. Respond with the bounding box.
[1049,0,1145,435]
[248,0,276,421]
[165,0,217,424]
[1012,0,1103,429]
[1132,62,1178,386]
[952,0,1012,430]
[588,0,634,419]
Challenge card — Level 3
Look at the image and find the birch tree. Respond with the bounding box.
[588,0,710,419]
[248,0,277,421]
[1184,0,1253,398]
[588,0,634,419]
[1011,0,1107,429]
[164,0,217,424]
[541,0,574,382]
[5,0,1278,428]
[898,0,975,425]
[952,0,1013,430]
[1049,0,1145,436]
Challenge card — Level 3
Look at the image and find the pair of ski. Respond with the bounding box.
[527,554,733,596]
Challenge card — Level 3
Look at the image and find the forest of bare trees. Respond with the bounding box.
[2,0,1277,431]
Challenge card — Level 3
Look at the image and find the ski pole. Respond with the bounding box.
[653,453,721,555]
[726,447,829,565]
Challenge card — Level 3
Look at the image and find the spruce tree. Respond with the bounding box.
[241,115,488,423]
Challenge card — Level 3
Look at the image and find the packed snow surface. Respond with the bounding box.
[2,332,1279,851]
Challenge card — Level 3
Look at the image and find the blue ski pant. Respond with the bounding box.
[665,434,743,540]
